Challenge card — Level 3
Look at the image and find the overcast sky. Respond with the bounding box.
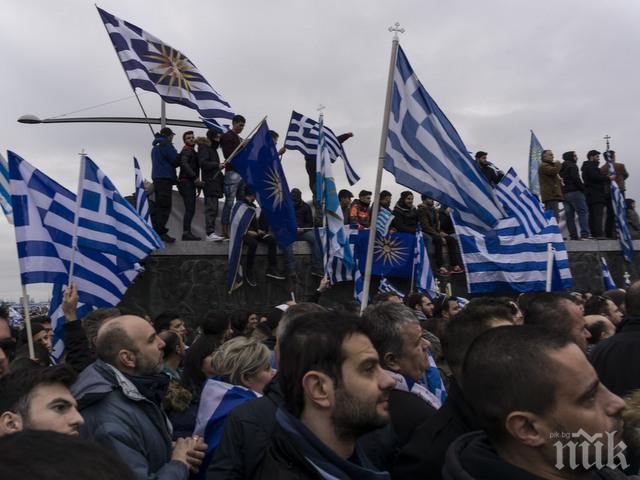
[1,0,639,300]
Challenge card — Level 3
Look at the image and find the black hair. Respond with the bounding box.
[603,289,625,309]
[521,292,575,335]
[182,130,194,142]
[380,190,392,199]
[475,151,487,159]
[181,333,224,395]
[562,151,576,162]
[359,189,372,197]
[584,296,612,317]
[160,331,181,359]
[230,310,251,335]
[405,292,428,310]
[587,149,601,160]
[153,311,180,333]
[270,130,279,141]
[586,320,609,345]
[462,326,573,444]
[206,128,220,143]
[338,189,353,200]
[232,114,246,124]
[201,311,230,336]
[0,430,135,480]
[432,294,453,318]
[279,312,365,417]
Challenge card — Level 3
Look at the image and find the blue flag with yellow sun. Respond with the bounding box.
[356,231,415,278]
[230,120,297,249]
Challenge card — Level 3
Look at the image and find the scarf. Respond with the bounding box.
[385,369,442,409]
[123,372,170,407]
[276,407,390,480]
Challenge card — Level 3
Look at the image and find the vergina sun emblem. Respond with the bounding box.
[144,41,199,99]
[374,235,407,266]
[264,167,284,209]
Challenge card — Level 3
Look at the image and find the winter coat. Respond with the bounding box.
[178,145,198,181]
[582,160,610,205]
[220,130,241,171]
[559,159,585,193]
[391,202,418,233]
[294,201,314,229]
[417,204,441,236]
[72,360,188,480]
[591,316,640,398]
[538,159,563,202]
[601,162,629,192]
[151,134,179,181]
[478,163,503,187]
[439,209,455,235]
[349,200,371,229]
[197,137,224,197]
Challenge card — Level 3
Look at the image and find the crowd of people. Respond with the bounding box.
[1,281,640,479]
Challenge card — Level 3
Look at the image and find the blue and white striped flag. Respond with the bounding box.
[227,202,255,293]
[384,46,504,230]
[605,151,634,263]
[454,211,573,293]
[414,230,437,298]
[77,157,162,270]
[496,167,547,238]
[0,153,13,224]
[421,350,447,405]
[376,208,395,236]
[8,151,140,359]
[600,257,617,291]
[324,226,357,284]
[48,283,94,363]
[285,111,360,186]
[133,157,150,223]
[97,7,234,124]
[378,277,404,299]
[354,256,364,303]
[528,131,544,197]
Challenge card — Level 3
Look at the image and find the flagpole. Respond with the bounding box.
[161,100,167,129]
[68,151,87,286]
[361,23,404,313]
[20,284,35,360]
[223,116,268,166]
[545,242,553,292]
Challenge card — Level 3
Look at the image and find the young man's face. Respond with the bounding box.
[330,333,394,439]
[24,383,84,436]
[169,318,186,342]
[477,155,488,166]
[605,300,623,326]
[590,153,601,163]
[444,299,461,319]
[542,150,554,162]
[360,194,372,205]
[183,133,195,147]
[340,196,352,208]
[380,196,391,208]
[233,120,246,134]
[563,299,591,352]
[419,296,434,317]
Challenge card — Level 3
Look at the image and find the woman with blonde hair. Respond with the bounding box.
[192,336,274,478]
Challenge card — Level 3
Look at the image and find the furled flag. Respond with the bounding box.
[133,157,150,223]
[227,201,255,293]
[454,211,572,293]
[324,226,358,285]
[376,208,395,236]
[356,231,415,278]
[284,111,360,186]
[414,230,437,298]
[528,130,544,197]
[230,120,296,249]
[316,115,354,276]
[77,156,163,270]
[96,7,234,124]
[496,168,547,237]
[0,153,13,224]
[354,256,364,303]
[48,283,93,363]
[600,257,617,291]
[421,351,447,405]
[384,45,504,230]
[8,151,140,359]
[604,151,634,263]
[378,277,405,299]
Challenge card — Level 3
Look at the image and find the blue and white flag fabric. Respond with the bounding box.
[386,369,441,409]
[77,157,162,270]
[356,231,415,278]
[284,111,360,185]
[227,202,255,293]
[421,351,447,405]
[324,226,358,285]
[378,277,404,299]
[48,283,93,363]
[384,45,504,230]
[414,230,437,298]
[600,257,617,291]
[354,256,364,303]
[0,153,13,224]
[528,131,544,197]
[376,208,395,236]
[496,167,547,238]
[193,378,260,478]
[604,151,634,263]
[133,157,150,224]
[96,7,234,124]
[453,211,572,293]
[231,120,297,249]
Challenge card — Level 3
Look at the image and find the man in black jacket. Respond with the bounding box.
[475,151,504,187]
[197,129,224,242]
[177,131,200,241]
[284,188,323,277]
[582,150,614,238]
[560,151,590,240]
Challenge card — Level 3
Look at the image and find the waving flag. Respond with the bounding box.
[528,131,544,197]
[376,208,395,236]
[496,168,547,237]
[0,153,13,224]
[230,120,296,249]
[604,151,634,263]
[96,7,234,123]
[284,111,360,185]
[414,230,437,298]
[48,284,94,362]
[227,202,255,293]
[384,45,503,230]
[356,231,415,278]
[378,277,404,299]
[600,257,617,291]
[133,157,150,223]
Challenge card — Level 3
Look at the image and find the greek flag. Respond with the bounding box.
[133,157,150,223]
[528,131,544,197]
[8,151,140,359]
[376,208,395,236]
[378,277,404,299]
[384,46,504,230]
[193,378,259,478]
[77,157,162,270]
[414,230,437,298]
[284,111,360,185]
[454,211,572,293]
[604,151,634,263]
[422,351,447,405]
[496,168,547,237]
[227,202,255,292]
[601,257,617,291]
[325,227,358,284]
[96,7,234,123]
[48,284,94,363]
[0,153,13,224]
[354,256,364,303]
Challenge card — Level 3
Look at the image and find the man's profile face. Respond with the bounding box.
[127,318,165,375]
[25,383,84,436]
[605,300,623,326]
[34,330,52,354]
[477,155,488,166]
[445,299,461,318]
[233,120,246,134]
[420,297,434,317]
[184,133,195,147]
[169,318,186,342]
[331,333,394,439]
[563,300,591,352]
[542,150,554,162]
[340,196,352,208]
[380,195,391,208]
[395,322,429,381]
[591,154,601,163]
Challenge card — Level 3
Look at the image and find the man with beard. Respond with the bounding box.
[443,326,629,479]
[253,312,394,479]
[0,365,83,436]
[0,314,13,378]
[72,316,206,480]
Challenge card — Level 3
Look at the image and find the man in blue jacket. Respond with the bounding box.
[151,127,179,243]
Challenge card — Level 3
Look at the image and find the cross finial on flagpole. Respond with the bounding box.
[317,104,325,120]
[388,22,405,40]
[624,271,631,288]
[78,148,86,157]
[604,134,611,151]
